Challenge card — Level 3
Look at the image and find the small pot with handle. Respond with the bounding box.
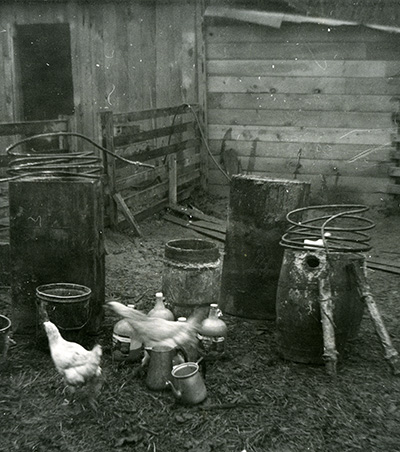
[166,361,207,405]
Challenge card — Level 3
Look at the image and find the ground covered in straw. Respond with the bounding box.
[1,193,400,452]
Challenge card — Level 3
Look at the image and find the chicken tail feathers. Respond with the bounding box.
[106,301,148,322]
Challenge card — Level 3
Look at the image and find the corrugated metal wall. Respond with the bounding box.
[205,20,400,205]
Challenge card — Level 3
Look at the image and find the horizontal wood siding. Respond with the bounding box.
[206,21,400,205]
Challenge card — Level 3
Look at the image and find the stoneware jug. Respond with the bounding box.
[167,362,207,405]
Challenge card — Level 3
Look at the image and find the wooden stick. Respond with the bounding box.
[168,153,177,205]
[350,262,400,375]
[113,193,142,237]
[318,276,338,377]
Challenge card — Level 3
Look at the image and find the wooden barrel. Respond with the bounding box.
[162,238,221,318]
[220,176,310,319]
[276,249,365,364]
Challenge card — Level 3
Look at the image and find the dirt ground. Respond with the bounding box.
[1,193,400,452]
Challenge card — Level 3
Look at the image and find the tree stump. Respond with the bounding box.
[219,176,310,319]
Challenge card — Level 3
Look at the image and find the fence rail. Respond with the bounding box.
[100,104,203,230]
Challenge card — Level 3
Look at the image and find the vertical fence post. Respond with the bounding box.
[196,1,208,191]
[168,153,178,205]
[101,111,117,229]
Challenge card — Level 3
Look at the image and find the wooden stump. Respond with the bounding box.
[219,176,310,320]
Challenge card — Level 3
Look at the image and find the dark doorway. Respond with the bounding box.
[16,23,74,121]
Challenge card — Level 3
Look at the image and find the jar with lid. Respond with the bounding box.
[148,292,174,321]
[198,304,228,359]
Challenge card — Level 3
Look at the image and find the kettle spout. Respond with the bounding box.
[166,380,182,399]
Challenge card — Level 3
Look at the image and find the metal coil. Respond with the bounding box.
[280,204,375,253]
[2,131,154,183]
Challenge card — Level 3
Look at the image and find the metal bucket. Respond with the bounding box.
[276,249,365,364]
[36,283,91,331]
[162,239,221,318]
[0,314,11,362]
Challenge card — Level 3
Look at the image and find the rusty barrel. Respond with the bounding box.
[219,176,310,320]
[276,249,365,364]
[162,238,221,318]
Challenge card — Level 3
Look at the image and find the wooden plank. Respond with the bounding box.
[101,111,117,228]
[207,42,368,61]
[168,153,177,205]
[188,219,226,234]
[168,203,226,226]
[218,155,390,178]
[208,109,394,129]
[367,260,400,275]
[196,0,208,190]
[0,119,70,136]
[113,192,142,237]
[208,93,398,113]
[113,122,194,147]
[116,165,166,192]
[123,173,201,219]
[115,138,199,163]
[120,185,194,225]
[386,184,400,195]
[388,167,400,177]
[208,125,394,146]
[123,168,201,204]
[115,147,200,183]
[207,76,400,95]
[164,213,226,242]
[208,140,393,162]
[112,104,195,123]
[207,60,399,78]
[208,168,389,193]
[206,24,397,44]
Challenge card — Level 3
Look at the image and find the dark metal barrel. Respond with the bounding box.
[219,176,311,320]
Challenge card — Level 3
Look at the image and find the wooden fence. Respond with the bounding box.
[100,104,204,231]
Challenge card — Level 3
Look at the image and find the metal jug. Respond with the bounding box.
[145,345,187,391]
[167,362,207,405]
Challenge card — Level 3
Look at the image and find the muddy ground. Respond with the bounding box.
[1,193,400,452]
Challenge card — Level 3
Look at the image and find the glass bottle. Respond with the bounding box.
[148,292,174,321]
[198,304,228,358]
[112,318,143,363]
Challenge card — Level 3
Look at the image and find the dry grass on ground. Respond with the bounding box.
[1,194,400,452]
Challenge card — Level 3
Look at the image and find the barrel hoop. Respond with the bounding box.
[163,258,221,270]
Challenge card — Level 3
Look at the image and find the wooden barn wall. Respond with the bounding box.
[0,0,200,150]
[205,20,400,205]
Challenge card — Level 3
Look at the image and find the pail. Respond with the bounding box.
[276,249,365,364]
[0,314,11,362]
[36,283,91,331]
[162,239,221,318]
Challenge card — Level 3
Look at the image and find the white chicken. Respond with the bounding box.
[106,301,203,365]
[43,321,102,407]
